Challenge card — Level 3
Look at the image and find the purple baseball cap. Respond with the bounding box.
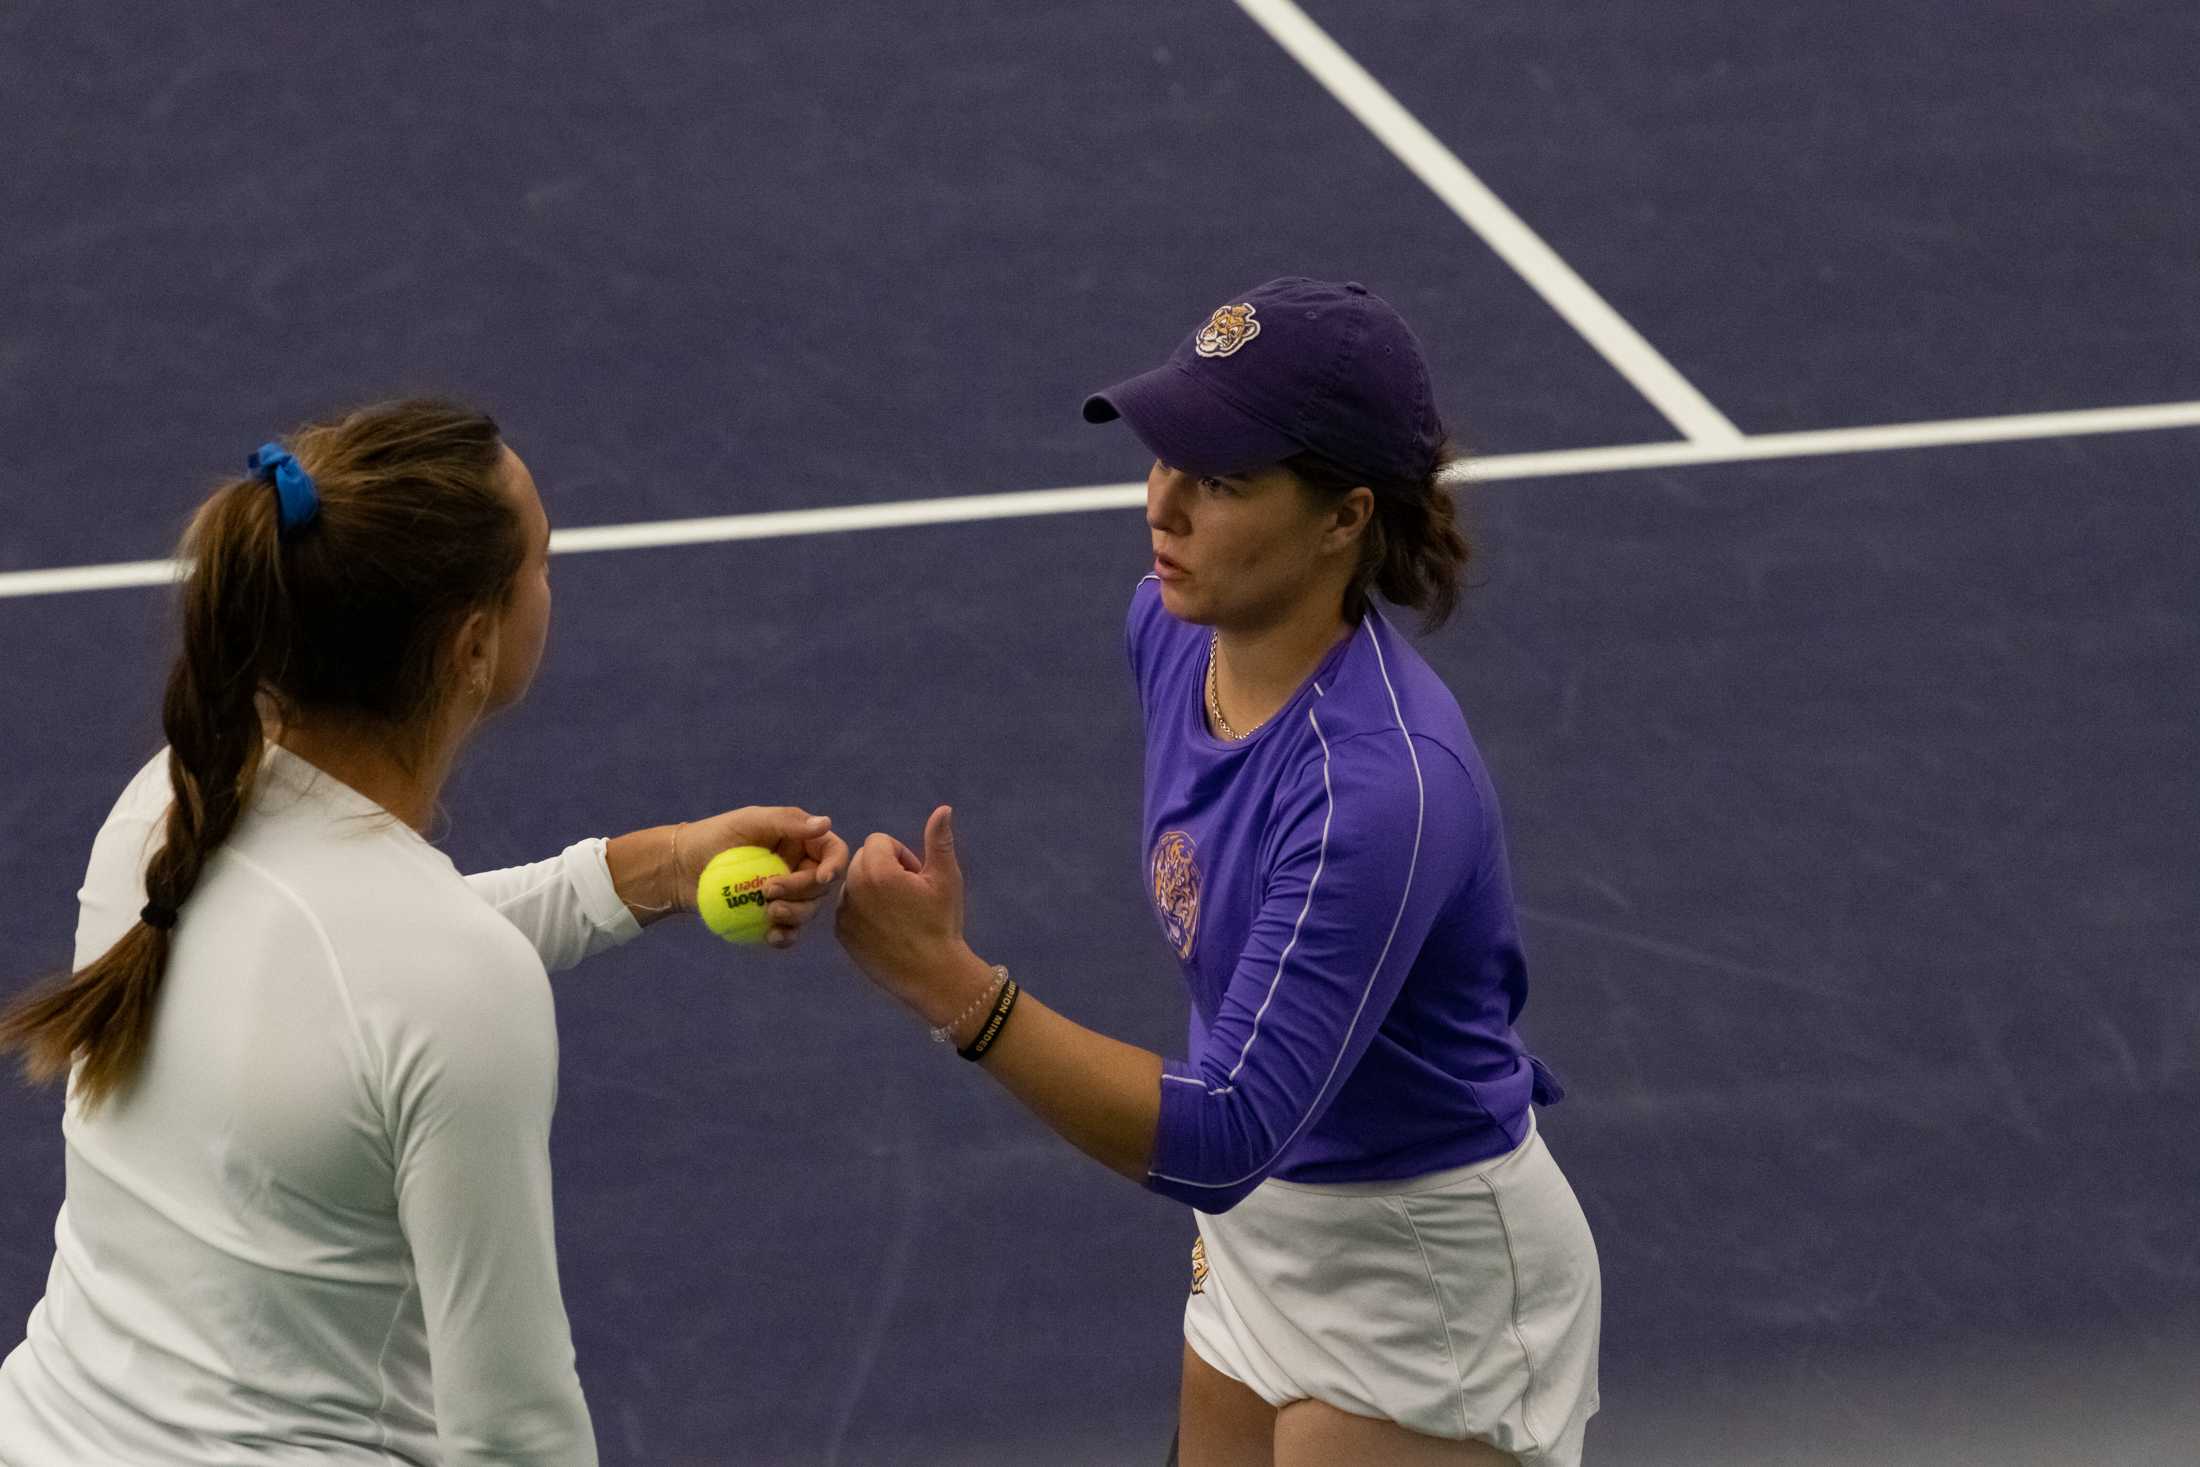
[1082,276,1446,486]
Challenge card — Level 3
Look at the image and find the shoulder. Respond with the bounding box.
[1257,723,1486,915]
[1275,622,1490,841]
[116,746,173,815]
[1125,573,1168,644]
[343,892,558,1120]
[1285,718,1478,828]
[1126,573,1200,688]
[352,882,545,1003]
[1309,613,1476,761]
[267,846,553,1049]
[319,886,562,1144]
[73,749,180,962]
[91,747,174,850]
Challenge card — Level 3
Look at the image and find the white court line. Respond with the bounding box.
[1459,398,2200,481]
[0,558,186,598]
[548,482,1146,554]
[1231,0,1745,446]
[3,399,2194,602]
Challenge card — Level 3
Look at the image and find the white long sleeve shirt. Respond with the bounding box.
[0,745,642,1465]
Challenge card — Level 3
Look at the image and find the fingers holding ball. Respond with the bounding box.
[696,845,792,945]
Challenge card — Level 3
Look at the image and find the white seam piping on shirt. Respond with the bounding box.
[10,1270,238,1426]
[224,849,386,1122]
[477,867,572,915]
[1161,1074,1207,1085]
[58,1119,377,1285]
[1152,616,1427,1190]
[1200,680,1328,1094]
[1216,701,1338,1090]
[368,1270,418,1456]
[227,845,409,1169]
[75,846,390,1267]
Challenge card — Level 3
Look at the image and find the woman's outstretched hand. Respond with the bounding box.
[614,807,850,947]
[836,805,994,1027]
[685,806,850,948]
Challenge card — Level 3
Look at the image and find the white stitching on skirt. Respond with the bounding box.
[1483,1172,1548,1458]
[1396,1195,1469,1440]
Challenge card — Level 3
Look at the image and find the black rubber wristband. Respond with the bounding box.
[957,976,1020,1062]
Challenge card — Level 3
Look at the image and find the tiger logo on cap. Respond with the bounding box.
[1194,302,1261,358]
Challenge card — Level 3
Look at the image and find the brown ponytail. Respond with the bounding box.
[1288,443,1472,632]
[0,399,522,1109]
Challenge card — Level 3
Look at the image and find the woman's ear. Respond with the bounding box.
[450,606,499,696]
[1327,485,1376,555]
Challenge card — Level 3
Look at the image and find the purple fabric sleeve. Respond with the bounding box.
[1145,727,1471,1212]
[1124,573,1160,697]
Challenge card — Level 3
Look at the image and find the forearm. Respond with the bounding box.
[604,825,680,928]
[934,952,1161,1183]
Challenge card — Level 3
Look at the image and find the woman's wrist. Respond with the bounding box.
[922,945,1001,1044]
[606,823,685,926]
[954,974,1021,1063]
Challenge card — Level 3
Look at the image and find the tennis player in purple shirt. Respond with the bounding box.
[836,279,1601,1466]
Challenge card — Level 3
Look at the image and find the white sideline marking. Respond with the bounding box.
[0,559,184,598]
[1231,0,1744,446]
[1459,398,2200,483]
[3,400,2195,601]
[548,482,1146,554]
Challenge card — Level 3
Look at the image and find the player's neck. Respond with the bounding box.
[1213,599,1354,731]
[273,714,462,833]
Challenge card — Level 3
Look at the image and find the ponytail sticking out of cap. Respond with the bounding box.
[1287,440,1472,633]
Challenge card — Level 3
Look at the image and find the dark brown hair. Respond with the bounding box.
[1288,442,1471,631]
[0,399,526,1109]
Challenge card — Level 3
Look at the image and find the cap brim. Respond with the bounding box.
[1081,363,1301,478]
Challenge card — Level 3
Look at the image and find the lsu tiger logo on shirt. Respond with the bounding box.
[1151,829,1201,960]
[1194,302,1260,358]
[1189,1235,1210,1296]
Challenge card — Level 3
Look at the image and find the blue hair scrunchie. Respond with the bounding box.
[247,442,320,535]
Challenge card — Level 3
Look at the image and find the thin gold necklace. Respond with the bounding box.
[1206,629,1270,741]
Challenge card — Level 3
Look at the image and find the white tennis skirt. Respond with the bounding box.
[1183,1112,1601,1464]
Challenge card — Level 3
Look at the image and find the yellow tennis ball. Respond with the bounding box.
[696,845,791,944]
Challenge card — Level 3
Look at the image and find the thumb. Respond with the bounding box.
[923,805,959,876]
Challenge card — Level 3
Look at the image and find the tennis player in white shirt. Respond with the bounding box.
[0,399,847,1466]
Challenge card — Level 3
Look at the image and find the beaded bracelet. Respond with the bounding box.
[929,964,1008,1045]
[956,976,1021,1063]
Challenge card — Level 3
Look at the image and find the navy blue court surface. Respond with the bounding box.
[3,4,2196,1464]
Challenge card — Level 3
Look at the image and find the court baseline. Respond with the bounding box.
[3,399,2194,601]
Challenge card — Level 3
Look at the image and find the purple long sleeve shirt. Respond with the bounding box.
[1131,578,1559,1213]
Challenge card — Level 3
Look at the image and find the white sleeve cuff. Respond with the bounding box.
[561,836,645,945]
